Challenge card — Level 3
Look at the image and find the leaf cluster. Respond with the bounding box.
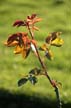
[4,14,64,108]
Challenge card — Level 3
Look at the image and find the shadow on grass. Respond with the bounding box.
[0,88,71,108]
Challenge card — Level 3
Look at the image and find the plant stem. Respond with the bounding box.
[28,25,62,108]
[55,87,62,108]
[27,25,52,82]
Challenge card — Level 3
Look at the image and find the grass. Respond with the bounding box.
[0,0,71,107]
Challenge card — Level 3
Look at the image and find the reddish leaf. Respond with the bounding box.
[26,14,42,31]
[13,20,27,27]
[5,32,29,46]
[27,14,36,20]
[7,33,20,42]
[22,34,31,46]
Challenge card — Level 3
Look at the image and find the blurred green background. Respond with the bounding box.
[0,0,71,107]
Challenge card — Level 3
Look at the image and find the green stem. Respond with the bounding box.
[55,87,62,108]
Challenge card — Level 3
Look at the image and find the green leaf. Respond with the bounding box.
[28,75,37,85]
[18,78,28,87]
[29,68,41,75]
